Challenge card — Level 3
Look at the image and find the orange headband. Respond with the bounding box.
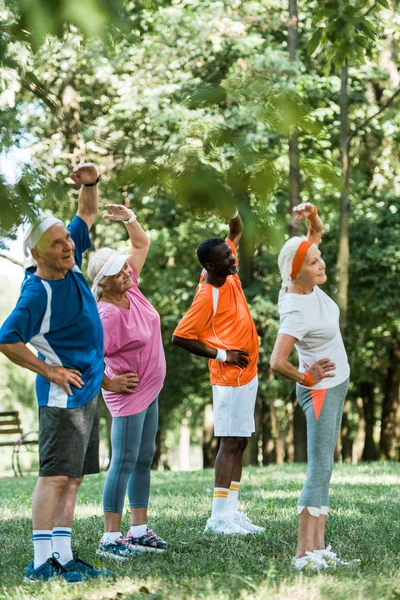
[290,240,313,280]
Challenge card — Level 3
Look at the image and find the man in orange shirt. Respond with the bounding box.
[172,210,264,535]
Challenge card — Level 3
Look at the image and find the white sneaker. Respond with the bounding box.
[204,516,250,535]
[233,511,265,534]
[313,545,360,568]
[292,551,328,571]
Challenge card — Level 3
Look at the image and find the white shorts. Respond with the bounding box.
[212,375,258,437]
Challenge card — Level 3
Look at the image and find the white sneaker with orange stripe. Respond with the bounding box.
[204,516,250,535]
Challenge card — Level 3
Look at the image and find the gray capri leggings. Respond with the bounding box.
[296,378,349,517]
[103,398,158,514]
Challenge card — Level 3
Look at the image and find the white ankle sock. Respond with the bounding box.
[130,524,147,538]
[33,530,53,569]
[227,481,240,516]
[211,487,229,519]
[52,527,73,565]
[103,531,122,544]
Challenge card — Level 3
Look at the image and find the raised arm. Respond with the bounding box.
[293,203,324,247]
[103,203,150,277]
[226,209,244,247]
[70,162,99,231]
[270,333,335,385]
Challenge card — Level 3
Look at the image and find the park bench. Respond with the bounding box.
[0,411,38,477]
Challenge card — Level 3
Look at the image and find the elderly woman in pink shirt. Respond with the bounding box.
[88,204,169,560]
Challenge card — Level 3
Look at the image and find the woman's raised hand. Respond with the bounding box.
[103,204,133,222]
[293,203,316,221]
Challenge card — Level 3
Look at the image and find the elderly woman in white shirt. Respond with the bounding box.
[270,203,352,571]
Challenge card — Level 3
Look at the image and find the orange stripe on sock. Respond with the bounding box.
[310,389,328,421]
[229,484,240,491]
[214,492,229,498]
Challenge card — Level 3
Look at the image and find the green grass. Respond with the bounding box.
[1,463,400,599]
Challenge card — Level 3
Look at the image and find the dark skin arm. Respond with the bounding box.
[172,336,249,368]
[227,211,244,247]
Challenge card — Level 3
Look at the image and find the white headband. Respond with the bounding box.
[90,252,128,295]
[22,215,64,257]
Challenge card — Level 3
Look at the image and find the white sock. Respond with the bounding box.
[33,530,53,569]
[211,487,229,519]
[227,481,241,516]
[130,524,147,538]
[52,527,73,565]
[103,531,122,544]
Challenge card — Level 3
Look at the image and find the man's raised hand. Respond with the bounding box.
[70,162,99,186]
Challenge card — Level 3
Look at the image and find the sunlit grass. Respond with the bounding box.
[1,463,400,599]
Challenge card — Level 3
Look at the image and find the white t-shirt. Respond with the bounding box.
[278,285,350,390]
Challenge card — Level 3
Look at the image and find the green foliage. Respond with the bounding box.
[0,0,399,454]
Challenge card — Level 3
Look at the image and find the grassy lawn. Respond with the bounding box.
[1,463,400,599]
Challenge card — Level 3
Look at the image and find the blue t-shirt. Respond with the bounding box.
[0,216,104,409]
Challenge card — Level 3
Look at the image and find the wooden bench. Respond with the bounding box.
[0,411,38,477]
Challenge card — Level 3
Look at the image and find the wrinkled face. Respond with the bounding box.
[101,262,133,295]
[206,242,237,277]
[298,246,327,286]
[32,224,75,272]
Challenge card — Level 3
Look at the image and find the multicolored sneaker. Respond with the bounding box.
[204,516,250,535]
[125,528,170,553]
[96,536,141,561]
[313,545,360,568]
[292,551,328,571]
[24,556,86,583]
[63,553,114,579]
[233,511,265,534]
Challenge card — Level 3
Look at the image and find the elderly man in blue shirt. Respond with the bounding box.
[0,163,112,582]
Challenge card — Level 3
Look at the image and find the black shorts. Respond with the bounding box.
[38,395,100,478]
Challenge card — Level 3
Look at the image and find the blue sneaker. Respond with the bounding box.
[24,556,85,583]
[96,536,140,561]
[63,554,114,579]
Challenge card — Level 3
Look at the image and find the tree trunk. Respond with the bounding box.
[337,60,350,336]
[178,419,191,471]
[361,382,378,461]
[60,73,81,165]
[287,0,302,238]
[352,396,365,464]
[284,390,295,462]
[340,398,353,462]
[203,403,219,468]
[380,334,400,460]
[293,400,307,462]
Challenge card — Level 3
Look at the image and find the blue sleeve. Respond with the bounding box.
[68,215,92,269]
[0,280,46,345]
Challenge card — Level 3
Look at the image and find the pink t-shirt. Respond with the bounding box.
[98,265,166,417]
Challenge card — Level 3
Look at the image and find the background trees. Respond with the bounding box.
[1,0,399,466]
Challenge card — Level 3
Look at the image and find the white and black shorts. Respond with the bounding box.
[212,375,258,437]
